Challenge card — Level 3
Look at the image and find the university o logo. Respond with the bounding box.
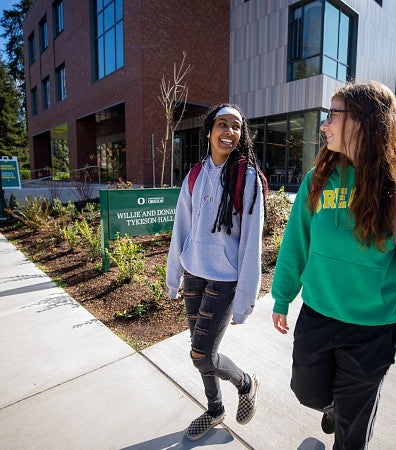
[137,197,145,205]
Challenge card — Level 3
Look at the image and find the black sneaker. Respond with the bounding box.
[236,374,260,425]
[321,412,335,434]
[185,411,225,441]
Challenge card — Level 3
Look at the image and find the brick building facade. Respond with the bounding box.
[23,0,229,186]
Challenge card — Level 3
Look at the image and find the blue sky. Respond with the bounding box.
[0,0,17,55]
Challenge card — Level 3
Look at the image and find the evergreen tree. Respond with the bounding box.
[0,0,34,111]
[0,60,28,167]
[0,0,33,170]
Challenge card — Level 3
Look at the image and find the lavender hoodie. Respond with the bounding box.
[166,157,264,323]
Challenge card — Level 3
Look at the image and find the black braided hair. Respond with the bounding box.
[201,103,268,234]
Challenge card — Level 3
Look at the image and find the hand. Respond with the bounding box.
[272,312,289,334]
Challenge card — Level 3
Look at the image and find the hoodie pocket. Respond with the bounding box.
[301,252,385,320]
[180,239,237,279]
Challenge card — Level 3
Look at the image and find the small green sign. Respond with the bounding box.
[100,187,181,271]
[0,156,21,189]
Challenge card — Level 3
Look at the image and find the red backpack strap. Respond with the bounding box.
[233,156,247,213]
[188,162,203,195]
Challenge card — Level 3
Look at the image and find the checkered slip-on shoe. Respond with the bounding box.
[236,374,260,425]
[185,411,225,441]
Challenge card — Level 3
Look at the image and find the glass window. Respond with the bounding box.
[290,1,321,64]
[289,115,304,183]
[31,87,38,116]
[338,12,349,64]
[55,63,66,101]
[301,1,321,58]
[93,0,124,80]
[291,55,320,79]
[103,3,115,32]
[291,111,318,182]
[115,21,124,68]
[323,2,338,59]
[267,119,287,184]
[96,140,126,181]
[323,55,337,78]
[96,0,103,13]
[249,121,265,170]
[251,111,322,186]
[104,28,116,74]
[97,36,105,79]
[39,16,48,52]
[323,2,351,82]
[97,12,104,35]
[28,32,35,64]
[115,0,122,21]
[337,63,347,81]
[53,0,64,36]
[289,0,355,82]
[42,77,51,109]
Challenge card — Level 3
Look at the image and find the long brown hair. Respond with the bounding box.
[309,81,396,250]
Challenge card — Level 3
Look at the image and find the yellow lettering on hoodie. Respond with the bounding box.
[348,187,356,207]
[316,187,354,213]
[323,190,336,209]
[338,187,347,208]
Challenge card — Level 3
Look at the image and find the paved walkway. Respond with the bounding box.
[0,232,394,449]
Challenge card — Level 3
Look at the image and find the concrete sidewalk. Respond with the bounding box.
[0,233,394,449]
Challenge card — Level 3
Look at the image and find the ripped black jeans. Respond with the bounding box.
[183,271,250,413]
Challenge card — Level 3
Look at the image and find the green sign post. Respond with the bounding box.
[100,187,181,271]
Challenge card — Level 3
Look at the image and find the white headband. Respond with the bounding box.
[214,106,243,123]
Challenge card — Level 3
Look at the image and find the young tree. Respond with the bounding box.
[0,60,28,167]
[157,51,192,187]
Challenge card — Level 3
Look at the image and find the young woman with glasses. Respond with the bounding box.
[271,81,396,449]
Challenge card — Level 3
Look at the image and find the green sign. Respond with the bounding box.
[0,156,21,189]
[100,187,181,271]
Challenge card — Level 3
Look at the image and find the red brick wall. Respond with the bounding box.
[24,0,229,185]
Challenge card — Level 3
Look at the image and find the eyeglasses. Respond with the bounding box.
[326,108,352,124]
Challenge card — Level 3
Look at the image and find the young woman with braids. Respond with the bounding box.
[166,103,267,441]
[272,81,396,449]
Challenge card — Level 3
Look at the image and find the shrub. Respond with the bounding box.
[76,218,102,260]
[81,202,99,223]
[264,187,292,236]
[6,196,53,231]
[52,199,79,226]
[60,223,81,247]
[19,169,31,180]
[143,264,167,304]
[107,179,134,189]
[107,235,145,282]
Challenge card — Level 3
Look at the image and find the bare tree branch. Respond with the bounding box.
[156,51,193,186]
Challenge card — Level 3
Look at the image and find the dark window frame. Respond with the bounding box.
[249,108,322,190]
[31,86,38,116]
[52,0,64,37]
[27,32,36,64]
[39,15,49,52]
[55,63,66,102]
[42,76,51,110]
[288,0,357,82]
[92,0,124,80]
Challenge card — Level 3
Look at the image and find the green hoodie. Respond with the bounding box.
[272,165,396,326]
